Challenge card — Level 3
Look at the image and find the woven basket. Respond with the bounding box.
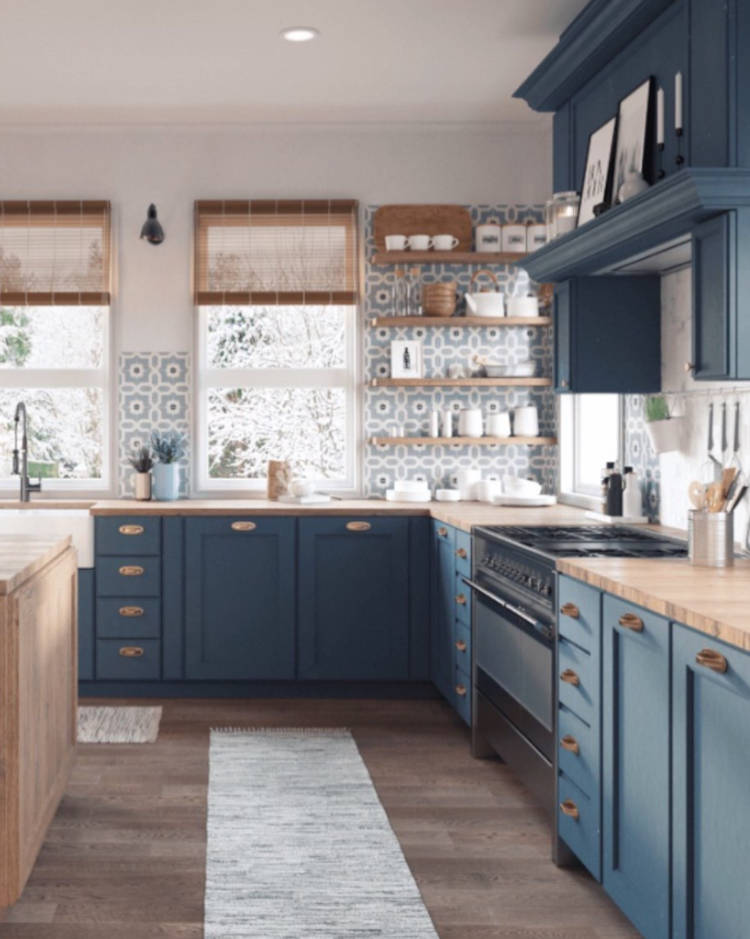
[422,281,457,317]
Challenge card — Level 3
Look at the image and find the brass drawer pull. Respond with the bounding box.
[118,524,144,536]
[560,668,580,686]
[346,521,371,532]
[560,799,579,820]
[437,527,448,537]
[560,735,580,755]
[118,565,144,577]
[455,593,467,605]
[455,639,467,653]
[119,646,144,658]
[455,684,467,697]
[618,612,644,632]
[695,648,728,674]
[231,521,256,532]
[456,547,467,559]
[119,605,144,617]
[560,602,580,619]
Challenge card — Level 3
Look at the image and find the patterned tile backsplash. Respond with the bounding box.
[362,203,557,496]
[624,394,661,519]
[118,353,191,497]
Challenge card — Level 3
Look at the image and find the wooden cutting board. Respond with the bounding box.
[373,205,473,252]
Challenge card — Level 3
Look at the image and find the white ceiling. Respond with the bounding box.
[0,0,587,125]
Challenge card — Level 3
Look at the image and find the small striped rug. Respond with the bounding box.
[77,705,162,743]
[205,728,439,938]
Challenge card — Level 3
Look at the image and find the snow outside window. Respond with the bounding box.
[559,393,623,506]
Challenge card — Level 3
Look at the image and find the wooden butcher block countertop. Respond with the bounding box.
[0,534,72,594]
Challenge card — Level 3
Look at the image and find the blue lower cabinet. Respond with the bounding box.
[454,664,471,725]
[430,522,456,701]
[602,596,670,939]
[672,625,750,939]
[298,517,410,680]
[96,639,161,680]
[78,569,95,681]
[96,556,161,598]
[558,772,599,879]
[96,598,161,639]
[184,517,295,680]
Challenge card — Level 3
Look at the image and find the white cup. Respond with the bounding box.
[457,468,481,501]
[458,408,483,438]
[407,234,432,251]
[432,234,459,251]
[513,406,539,437]
[385,234,408,251]
[486,411,511,437]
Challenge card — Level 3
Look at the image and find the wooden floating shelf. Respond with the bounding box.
[369,435,557,447]
[370,377,553,387]
[369,315,552,327]
[372,251,528,266]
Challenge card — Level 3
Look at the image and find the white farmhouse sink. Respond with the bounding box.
[0,509,94,567]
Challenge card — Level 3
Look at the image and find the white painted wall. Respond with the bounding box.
[0,122,552,352]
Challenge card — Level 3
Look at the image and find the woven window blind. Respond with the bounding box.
[0,201,111,305]
[194,199,359,305]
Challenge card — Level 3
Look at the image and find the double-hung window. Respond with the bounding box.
[559,393,623,506]
[194,200,359,493]
[0,201,111,490]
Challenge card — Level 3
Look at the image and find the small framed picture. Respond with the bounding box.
[577,116,618,226]
[612,77,654,201]
[390,340,423,379]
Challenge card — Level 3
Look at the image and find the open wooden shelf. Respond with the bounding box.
[372,251,528,266]
[368,315,552,327]
[369,435,557,446]
[370,377,553,388]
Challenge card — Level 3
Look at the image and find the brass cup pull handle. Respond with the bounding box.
[560,734,580,755]
[346,521,371,532]
[455,547,467,559]
[618,612,644,632]
[118,565,144,577]
[560,668,580,686]
[695,648,728,674]
[455,684,467,697]
[119,646,144,658]
[560,799,579,820]
[231,521,256,532]
[119,605,144,617]
[437,527,448,537]
[560,602,580,619]
[455,639,467,653]
[118,524,144,536]
[455,593,467,605]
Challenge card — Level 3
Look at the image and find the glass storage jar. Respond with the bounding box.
[545,191,580,241]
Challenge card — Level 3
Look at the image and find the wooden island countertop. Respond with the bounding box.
[0,534,72,593]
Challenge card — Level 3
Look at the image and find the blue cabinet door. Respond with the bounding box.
[298,517,410,680]
[184,517,295,680]
[430,521,455,702]
[692,214,732,381]
[673,626,750,939]
[602,596,670,939]
[78,568,95,681]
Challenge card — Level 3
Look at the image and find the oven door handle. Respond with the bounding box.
[462,577,538,627]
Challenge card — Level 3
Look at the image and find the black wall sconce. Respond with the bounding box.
[140,204,165,245]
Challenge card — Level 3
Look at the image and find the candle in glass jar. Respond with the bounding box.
[656,87,665,146]
[675,72,683,131]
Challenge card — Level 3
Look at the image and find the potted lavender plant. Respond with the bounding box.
[128,446,153,501]
[151,431,186,501]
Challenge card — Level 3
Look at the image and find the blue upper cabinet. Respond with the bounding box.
[184,517,295,680]
[672,625,750,939]
[297,517,411,681]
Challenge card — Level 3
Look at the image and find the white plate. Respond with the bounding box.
[491,494,557,507]
[385,489,432,503]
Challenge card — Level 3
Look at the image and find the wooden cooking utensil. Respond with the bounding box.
[706,482,725,512]
[721,467,737,500]
[688,480,707,510]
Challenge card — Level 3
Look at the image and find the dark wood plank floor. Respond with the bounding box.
[0,698,639,937]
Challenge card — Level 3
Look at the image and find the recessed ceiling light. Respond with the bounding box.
[281,26,319,42]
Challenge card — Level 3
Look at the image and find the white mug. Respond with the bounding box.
[385,234,408,251]
[432,234,459,251]
[486,411,511,437]
[513,406,539,437]
[407,234,432,251]
[507,295,540,318]
[458,408,483,438]
[457,468,481,501]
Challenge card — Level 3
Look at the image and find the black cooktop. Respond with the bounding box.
[477,524,688,560]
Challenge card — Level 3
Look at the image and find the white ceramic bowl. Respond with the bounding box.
[434,489,461,502]
[291,479,317,497]
[385,488,431,503]
[502,475,542,497]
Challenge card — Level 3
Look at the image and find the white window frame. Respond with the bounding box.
[558,393,624,509]
[0,307,112,495]
[194,304,360,496]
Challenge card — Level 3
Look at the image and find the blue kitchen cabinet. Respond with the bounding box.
[672,624,750,939]
[431,521,455,702]
[77,568,95,681]
[184,516,295,680]
[555,276,661,393]
[297,517,411,680]
[602,595,671,939]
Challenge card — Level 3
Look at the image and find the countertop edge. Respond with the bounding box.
[0,535,73,595]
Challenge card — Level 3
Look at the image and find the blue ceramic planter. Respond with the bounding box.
[152,462,180,501]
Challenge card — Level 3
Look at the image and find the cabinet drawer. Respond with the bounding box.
[96,516,161,556]
[96,557,160,597]
[558,575,600,652]
[454,530,471,577]
[454,572,470,625]
[96,639,161,680]
[454,665,471,726]
[558,704,597,797]
[558,636,595,723]
[454,620,471,671]
[96,598,161,639]
[558,771,600,881]
[433,520,455,546]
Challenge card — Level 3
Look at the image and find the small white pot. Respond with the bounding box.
[645,417,683,454]
[133,472,152,501]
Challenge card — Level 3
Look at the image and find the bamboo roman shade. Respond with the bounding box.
[0,201,111,305]
[194,199,359,305]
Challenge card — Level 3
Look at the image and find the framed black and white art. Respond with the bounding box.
[577,116,618,226]
[612,77,654,201]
